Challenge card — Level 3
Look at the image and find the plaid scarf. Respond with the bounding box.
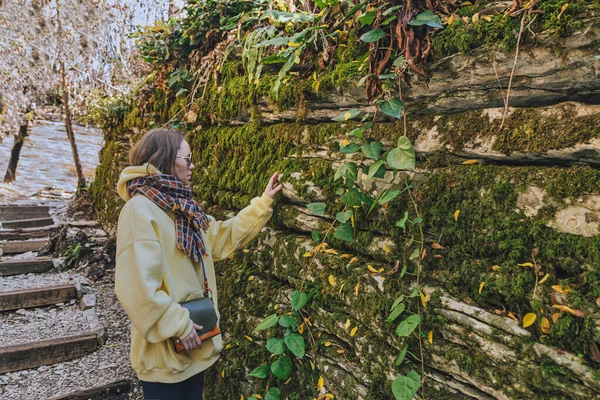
[127,174,210,262]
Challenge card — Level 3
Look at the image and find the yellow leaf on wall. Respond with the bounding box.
[304,251,313,257]
[317,376,325,390]
[354,282,360,296]
[248,276,255,281]
[447,14,455,25]
[367,265,379,273]
[517,262,533,267]
[538,273,551,285]
[552,305,584,317]
[507,312,518,321]
[222,370,225,378]
[420,291,431,308]
[245,336,253,341]
[324,342,332,347]
[541,317,551,334]
[551,284,571,294]
[428,330,433,344]
[454,209,460,221]
[288,41,299,47]
[350,326,358,337]
[383,243,392,254]
[328,275,336,286]
[310,360,315,370]
[298,323,305,334]
[340,254,351,259]
[349,257,358,264]
[225,343,233,350]
[343,139,349,147]
[344,319,351,330]
[461,159,479,165]
[492,265,501,271]
[478,281,485,294]
[523,313,537,328]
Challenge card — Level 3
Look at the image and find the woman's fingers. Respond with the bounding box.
[193,323,204,331]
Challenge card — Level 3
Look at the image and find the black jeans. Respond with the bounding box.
[141,371,204,400]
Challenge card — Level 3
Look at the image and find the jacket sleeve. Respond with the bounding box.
[115,200,193,343]
[207,194,273,262]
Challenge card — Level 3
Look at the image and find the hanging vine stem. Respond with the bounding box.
[405,177,426,395]
[500,2,538,130]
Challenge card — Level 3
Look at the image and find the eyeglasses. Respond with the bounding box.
[176,155,193,166]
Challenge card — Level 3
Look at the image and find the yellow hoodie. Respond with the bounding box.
[115,164,273,383]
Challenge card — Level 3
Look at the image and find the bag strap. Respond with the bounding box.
[199,256,212,299]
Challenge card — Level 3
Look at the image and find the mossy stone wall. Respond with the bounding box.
[91,17,600,399]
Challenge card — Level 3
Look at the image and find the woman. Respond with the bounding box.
[114,128,281,399]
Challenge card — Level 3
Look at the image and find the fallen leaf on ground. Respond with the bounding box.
[461,159,479,165]
[432,243,445,249]
[507,312,518,321]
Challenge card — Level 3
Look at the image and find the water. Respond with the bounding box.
[0,121,104,202]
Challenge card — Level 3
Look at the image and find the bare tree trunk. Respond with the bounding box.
[60,61,86,189]
[3,122,29,184]
[56,0,85,189]
[168,1,177,18]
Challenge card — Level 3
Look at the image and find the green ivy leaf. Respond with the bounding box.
[332,108,361,121]
[394,344,409,366]
[306,202,326,215]
[367,160,385,181]
[413,216,423,224]
[284,333,306,358]
[361,140,383,160]
[334,162,358,185]
[399,264,407,278]
[349,128,364,138]
[271,355,293,380]
[387,303,405,322]
[379,97,403,119]
[379,190,400,205]
[390,295,405,311]
[409,248,419,261]
[396,314,421,337]
[290,290,309,311]
[360,28,385,42]
[407,10,443,29]
[357,74,371,88]
[336,210,353,223]
[253,314,279,333]
[265,387,282,400]
[383,5,403,16]
[396,211,409,229]
[279,315,298,329]
[341,188,362,207]
[382,15,398,25]
[249,363,271,378]
[311,230,321,242]
[358,11,377,26]
[391,371,421,400]
[387,142,415,170]
[340,142,362,154]
[334,221,354,242]
[393,55,406,68]
[266,338,286,355]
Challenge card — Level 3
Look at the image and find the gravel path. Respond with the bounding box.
[0,270,143,399]
[0,270,86,292]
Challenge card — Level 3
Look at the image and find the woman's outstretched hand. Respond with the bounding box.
[264,172,283,199]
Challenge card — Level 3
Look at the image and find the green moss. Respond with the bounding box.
[431,0,599,58]
[436,106,600,154]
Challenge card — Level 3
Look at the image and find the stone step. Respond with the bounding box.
[0,226,58,241]
[1,239,48,255]
[0,205,50,220]
[1,216,55,229]
[50,380,132,400]
[0,284,78,312]
[0,333,100,374]
[0,258,54,276]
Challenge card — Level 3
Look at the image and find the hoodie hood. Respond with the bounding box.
[117,163,162,201]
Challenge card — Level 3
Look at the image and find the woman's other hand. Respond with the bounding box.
[179,323,203,351]
[264,172,283,199]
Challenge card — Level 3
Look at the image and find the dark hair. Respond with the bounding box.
[129,129,184,174]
